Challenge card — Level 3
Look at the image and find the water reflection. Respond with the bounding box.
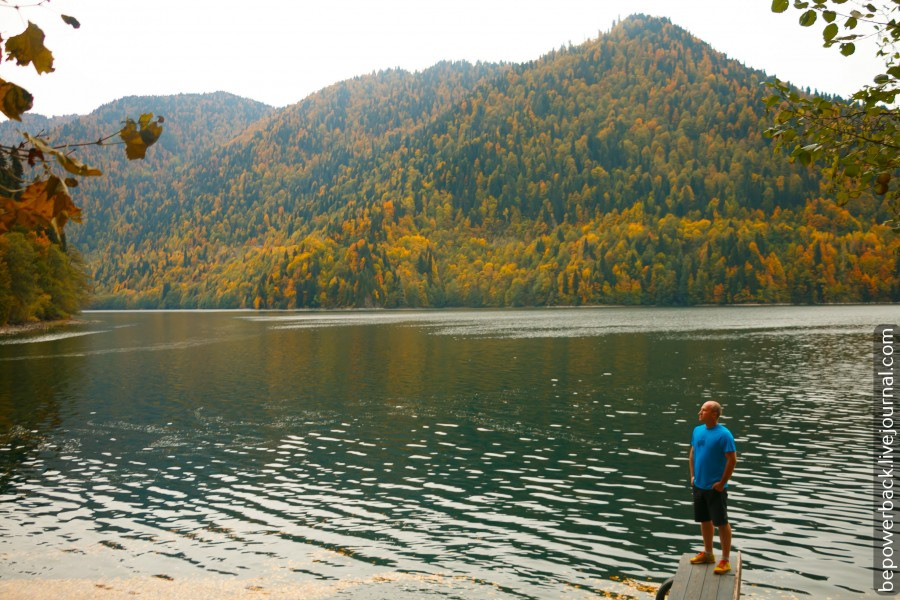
[0,306,893,598]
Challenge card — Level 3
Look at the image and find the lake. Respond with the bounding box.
[0,306,894,598]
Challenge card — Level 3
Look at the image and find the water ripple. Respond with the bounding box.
[0,307,894,598]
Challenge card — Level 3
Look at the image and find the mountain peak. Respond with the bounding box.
[10,19,896,309]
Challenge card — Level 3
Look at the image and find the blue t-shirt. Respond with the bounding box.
[691,423,736,490]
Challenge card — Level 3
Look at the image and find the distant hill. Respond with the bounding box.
[6,15,897,308]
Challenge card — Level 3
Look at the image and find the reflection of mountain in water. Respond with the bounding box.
[0,331,88,493]
[0,307,888,598]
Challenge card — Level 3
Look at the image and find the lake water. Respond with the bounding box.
[0,306,894,599]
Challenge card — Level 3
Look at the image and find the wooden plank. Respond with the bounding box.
[684,559,712,600]
[712,552,741,600]
[667,553,693,600]
[668,551,742,600]
[714,552,741,600]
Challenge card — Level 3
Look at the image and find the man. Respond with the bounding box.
[688,400,737,574]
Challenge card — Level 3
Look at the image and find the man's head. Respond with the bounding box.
[698,401,722,427]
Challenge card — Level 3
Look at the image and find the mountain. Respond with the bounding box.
[6,15,899,309]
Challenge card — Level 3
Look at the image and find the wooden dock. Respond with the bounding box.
[661,551,741,600]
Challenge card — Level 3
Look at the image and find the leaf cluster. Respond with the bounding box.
[0,10,163,246]
[766,0,899,225]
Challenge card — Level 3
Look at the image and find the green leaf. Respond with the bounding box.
[840,42,856,56]
[823,23,838,42]
[799,10,817,26]
[794,147,813,165]
[61,15,80,29]
[772,0,789,12]
[0,78,34,120]
[846,16,858,29]
[822,10,836,22]
[5,22,55,74]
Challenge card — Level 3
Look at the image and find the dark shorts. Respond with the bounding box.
[693,485,728,526]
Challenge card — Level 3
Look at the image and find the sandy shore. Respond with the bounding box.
[0,577,353,600]
[0,573,661,599]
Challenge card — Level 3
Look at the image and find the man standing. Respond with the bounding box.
[689,400,737,574]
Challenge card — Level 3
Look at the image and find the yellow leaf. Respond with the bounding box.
[0,78,34,120]
[23,132,54,154]
[18,176,82,236]
[119,120,147,159]
[0,196,19,233]
[119,114,163,160]
[140,121,163,147]
[6,22,55,74]
[20,179,58,222]
[23,133,102,176]
[56,153,102,177]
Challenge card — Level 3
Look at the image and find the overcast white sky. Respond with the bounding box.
[0,0,884,117]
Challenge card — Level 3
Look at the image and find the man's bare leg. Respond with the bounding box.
[700,520,714,554]
[718,523,732,560]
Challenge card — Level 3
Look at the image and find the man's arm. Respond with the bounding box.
[713,451,736,492]
[689,445,694,486]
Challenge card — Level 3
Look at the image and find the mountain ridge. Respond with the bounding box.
[3,15,897,308]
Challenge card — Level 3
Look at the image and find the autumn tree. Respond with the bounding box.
[0,5,163,245]
[0,4,162,324]
[765,0,899,226]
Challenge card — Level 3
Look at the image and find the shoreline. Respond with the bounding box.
[0,576,659,600]
[84,301,898,313]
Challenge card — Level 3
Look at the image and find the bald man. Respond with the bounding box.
[688,400,737,574]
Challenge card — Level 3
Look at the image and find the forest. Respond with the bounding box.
[1,15,897,321]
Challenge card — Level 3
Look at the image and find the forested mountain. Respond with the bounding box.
[5,16,898,311]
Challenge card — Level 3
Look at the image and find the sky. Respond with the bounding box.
[0,0,886,118]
